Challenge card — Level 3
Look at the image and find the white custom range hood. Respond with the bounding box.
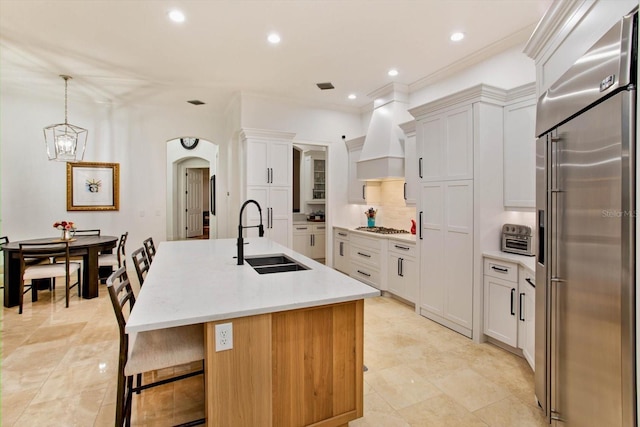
[357,84,412,181]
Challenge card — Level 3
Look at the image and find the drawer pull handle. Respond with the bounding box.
[338,232,347,237]
[394,245,410,251]
[525,277,535,288]
[491,266,509,273]
[357,270,371,277]
[296,227,308,230]
[357,252,371,258]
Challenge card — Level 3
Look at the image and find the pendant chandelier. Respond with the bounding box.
[43,75,88,162]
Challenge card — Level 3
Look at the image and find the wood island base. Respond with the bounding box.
[205,299,364,427]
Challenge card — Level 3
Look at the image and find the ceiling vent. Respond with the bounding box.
[187,100,205,105]
[316,82,335,90]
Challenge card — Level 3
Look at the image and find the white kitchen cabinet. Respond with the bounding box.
[410,85,508,340]
[246,139,291,187]
[483,259,519,347]
[333,228,350,274]
[292,223,326,260]
[504,85,536,209]
[241,129,295,248]
[387,240,417,303]
[349,233,385,289]
[416,104,473,182]
[483,257,535,371]
[245,186,291,247]
[419,180,474,336]
[399,120,417,206]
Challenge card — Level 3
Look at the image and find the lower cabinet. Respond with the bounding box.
[333,229,350,274]
[349,234,383,289]
[292,224,326,260]
[483,257,535,370]
[387,240,417,303]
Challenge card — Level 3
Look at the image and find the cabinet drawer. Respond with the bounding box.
[350,245,381,267]
[334,229,350,241]
[387,240,417,257]
[349,262,381,289]
[484,258,518,282]
[313,224,326,233]
[293,225,311,233]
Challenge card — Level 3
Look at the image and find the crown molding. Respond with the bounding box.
[239,127,297,142]
[523,0,588,60]
[505,82,537,103]
[345,135,365,151]
[408,84,508,119]
[398,120,416,136]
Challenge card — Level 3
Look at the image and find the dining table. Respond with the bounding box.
[2,235,118,307]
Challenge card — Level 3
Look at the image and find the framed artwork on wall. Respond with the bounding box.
[67,162,120,211]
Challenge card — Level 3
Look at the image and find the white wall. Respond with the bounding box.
[409,45,536,108]
[0,85,224,251]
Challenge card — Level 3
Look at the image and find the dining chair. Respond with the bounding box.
[19,241,81,313]
[99,231,128,270]
[73,229,101,236]
[106,267,205,426]
[143,237,156,263]
[131,247,150,287]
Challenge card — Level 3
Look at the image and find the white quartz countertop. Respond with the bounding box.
[483,250,536,272]
[126,238,380,333]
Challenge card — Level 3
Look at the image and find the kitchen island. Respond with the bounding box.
[127,238,380,427]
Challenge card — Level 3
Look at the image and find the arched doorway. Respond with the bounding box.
[166,138,219,240]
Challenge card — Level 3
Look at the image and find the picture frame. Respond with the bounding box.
[67,162,120,211]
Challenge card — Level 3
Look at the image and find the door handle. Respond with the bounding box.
[419,211,423,240]
[339,241,343,256]
[399,258,404,277]
[210,175,216,215]
[404,182,407,200]
[510,288,516,316]
[419,158,423,178]
[270,168,274,184]
[266,168,270,184]
[362,185,366,200]
[270,208,273,228]
[519,292,525,321]
[397,258,401,276]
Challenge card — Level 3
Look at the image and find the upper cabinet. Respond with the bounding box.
[245,131,292,188]
[415,104,473,182]
[399,120,417,206]
[503,84,536,209]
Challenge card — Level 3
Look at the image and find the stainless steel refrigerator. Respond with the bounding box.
[535,10,637,427]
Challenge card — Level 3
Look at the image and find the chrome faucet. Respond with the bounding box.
[237,199,265,265]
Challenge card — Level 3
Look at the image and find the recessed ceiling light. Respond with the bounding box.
[168,9,185,23]
[450,32,465,42]
[268,33,281,44]
[388,69,399,77]
[348,94,357,100]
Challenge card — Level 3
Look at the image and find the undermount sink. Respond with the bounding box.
[245,254,310,274]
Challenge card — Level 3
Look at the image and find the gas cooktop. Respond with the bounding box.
[355,226,410,235]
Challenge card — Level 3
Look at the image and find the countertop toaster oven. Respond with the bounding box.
[501,224,535,256]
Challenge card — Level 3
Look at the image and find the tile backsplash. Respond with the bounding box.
[364,179,416,231]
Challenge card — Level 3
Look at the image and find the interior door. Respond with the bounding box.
[186,168,203,238]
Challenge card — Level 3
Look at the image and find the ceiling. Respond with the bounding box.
[0,0,551,114]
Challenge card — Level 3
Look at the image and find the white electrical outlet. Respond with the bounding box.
[215,322,233,352]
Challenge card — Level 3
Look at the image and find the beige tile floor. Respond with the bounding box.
[1,270,547,426]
